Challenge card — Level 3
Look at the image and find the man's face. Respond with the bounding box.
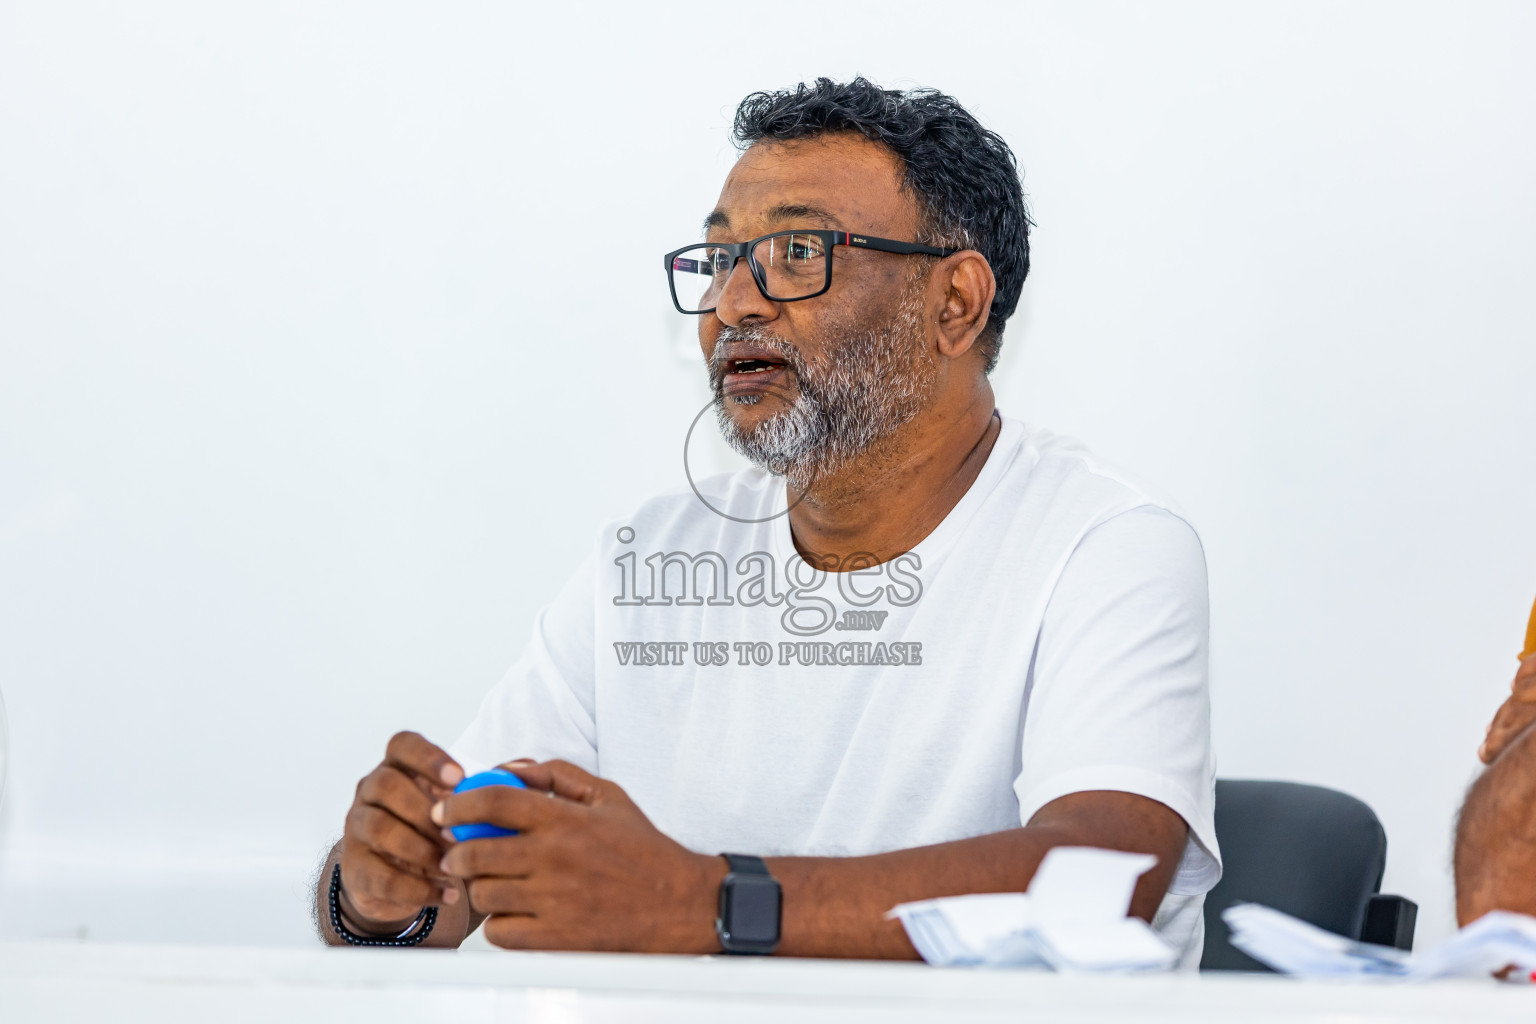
[700,133,939,488]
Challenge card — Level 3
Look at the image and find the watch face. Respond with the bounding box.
[725,874,781,945]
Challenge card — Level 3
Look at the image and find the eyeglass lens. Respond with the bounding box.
[669,233,829,312]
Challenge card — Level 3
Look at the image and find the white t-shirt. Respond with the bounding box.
[452,414,1221,968]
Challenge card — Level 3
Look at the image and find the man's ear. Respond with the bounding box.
[930,251,996,360]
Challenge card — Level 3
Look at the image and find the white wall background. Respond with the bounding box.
[1,0,1532,950]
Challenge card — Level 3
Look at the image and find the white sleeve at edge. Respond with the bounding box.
[449,554,598,776]
[1014,505,1221,896]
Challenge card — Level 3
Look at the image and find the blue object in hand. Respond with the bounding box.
[449,768,526,841]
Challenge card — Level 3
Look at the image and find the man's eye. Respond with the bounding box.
[788,242,823,262]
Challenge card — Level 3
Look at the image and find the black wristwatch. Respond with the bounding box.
[715,853,782,955]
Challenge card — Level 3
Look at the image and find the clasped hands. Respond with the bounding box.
[339,731,723,952]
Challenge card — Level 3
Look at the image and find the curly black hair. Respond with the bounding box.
[733,78,1031,374]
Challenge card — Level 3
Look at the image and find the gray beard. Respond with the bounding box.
[709,284,934,492]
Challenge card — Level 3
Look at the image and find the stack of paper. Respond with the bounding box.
[886,847,1177,972]
[1222,904,1410,977]
[1224,903,1536,981]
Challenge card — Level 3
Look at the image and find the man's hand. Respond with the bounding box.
[435,760,723,953]
[1479,652,1536,765]
[339,731,466,927]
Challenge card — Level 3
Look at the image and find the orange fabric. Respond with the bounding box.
[1525,595,1536,660]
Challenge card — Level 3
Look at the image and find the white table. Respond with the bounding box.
[0,940,1531,1023]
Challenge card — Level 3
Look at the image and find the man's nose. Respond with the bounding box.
[713,255,779,327]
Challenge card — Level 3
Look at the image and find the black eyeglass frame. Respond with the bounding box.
[663,229,959,315]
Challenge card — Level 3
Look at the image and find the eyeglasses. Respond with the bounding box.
[663,229,958,315]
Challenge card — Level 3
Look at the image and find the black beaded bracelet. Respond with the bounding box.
[328,863,438,947]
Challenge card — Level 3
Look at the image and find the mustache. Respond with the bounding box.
[709,324,808,388]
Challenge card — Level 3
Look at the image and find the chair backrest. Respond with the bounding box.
[1201,779,1387,971]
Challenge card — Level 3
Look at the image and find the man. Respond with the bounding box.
[315,78,1220,966]
[1454,597,1536,924]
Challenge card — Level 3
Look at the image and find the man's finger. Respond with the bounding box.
[362,807,451,876]
[358,765,446,844]
[384,731,464,788]
[1482,711,1515,762]
[441,834,540,879]
[347,804,451,879]
[1482,702,1536,763]
[1511,653,1536,693]
[505,759,602,803]
[466,878,538,918]
[483,913,546,950]
[1489,698,1536,738]
[342,848,440,912]
[433,785,563,833]
[1485,723,1535,763]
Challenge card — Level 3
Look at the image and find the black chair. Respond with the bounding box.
[1200,779,1418,971]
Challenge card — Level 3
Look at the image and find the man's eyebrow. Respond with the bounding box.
[701,203,840,236]
[766,203,838,225]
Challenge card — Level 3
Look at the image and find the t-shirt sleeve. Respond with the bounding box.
[449,554,598,776]
[1014,504,1221,896]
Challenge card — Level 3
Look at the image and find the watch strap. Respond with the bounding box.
[721,852,770,876]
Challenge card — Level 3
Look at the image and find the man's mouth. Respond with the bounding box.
[720,349,793,398]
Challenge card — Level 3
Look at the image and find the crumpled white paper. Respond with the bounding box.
[1223,903,1536,981]
[886,846,1177,972]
